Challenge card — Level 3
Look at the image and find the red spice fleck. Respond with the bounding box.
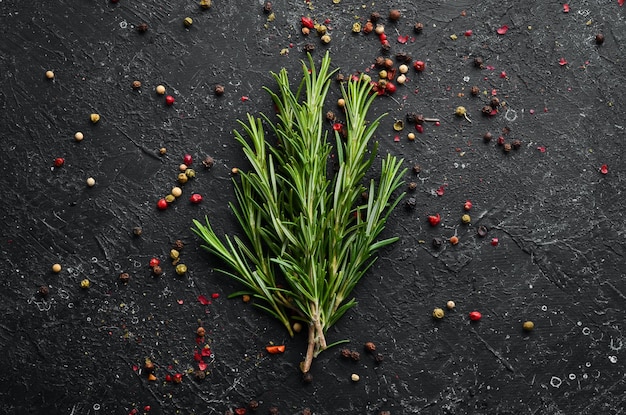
[143,406,151,412]
[201,346,212,356]
[529,109,535,115]
[235,408,247,415]
[397,35,409,44]
[165,95,175,106]
[496,25,509,35]
[620,0,625,6]
[332,123,343,131]
[428,213,441,226]
[198,294,210,305]
[301,16,314,29]
[241,96,249,102]
[211,293,220,299]
[183,154,193,165]
[53,157,65,167]
[600,164,609,175]
[198,361,208,371]
[469,311,482,321]
[379,33,387,42]
[413,60,426,72]
[393,135,400,142]
[436,186,445,196]
[491,237,499,246]
[559,57,568,66]
[537,146,546,153]
[149,258,160,268]
[173,373,183,383]
[464,200,473,211]
[415,124,424,134]
[165,374,172,382]
[563,3,570,12]
[464,29,473,37]
[499,71,507,78]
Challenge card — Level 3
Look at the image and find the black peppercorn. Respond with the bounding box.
[133,226,143,236]
[302,409,312,415]
[173,239,184,250]
[340,348,352,358]
[414,22,424,33]
[194,370,206,381]
[381,42,391,53]
[303,43,315,53]
[473,57,484,68]
[483,132,493,142]
[302,372,313,383]
[414,114,425,125]
[350,351,361,361]
[405,197,417,210]
[512,139,521,149]
[406,112,417,123]
[389,9,401,21]
[471,86,480,96]
[269,406,279,415]
[412,164,421,174]
[248,400,259,411]
[395,52,412,63]
[482,105,493,115]
[432,238,442,249]
[364,342,376,352]
[214,84,225,96]
[374,353,384,363]
[262,1,272,14]
[595,33,604,45]
[137,23,148,33]
[326,111,336,121]
[408,182,417,191]
[119,272,130,284]
[379,411,391,415]
[490,97,500,109]
[202,156,215,169]
[335,73,345,82]
[38,285,49,297]
[370,12,381,23]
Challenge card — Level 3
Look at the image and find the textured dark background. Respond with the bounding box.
[1,0,625,414]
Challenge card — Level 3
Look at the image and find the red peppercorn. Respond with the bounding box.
[379,33,387,42]
[464,200,473,211]
[491,237,499,246]
[149,258,160,268]
[385,82,397,94]
[211,293,220,299]
[427,213,441,226]
[53,157,65,167]
[173,373,183,383]
[157,198,168,210]
[234,408,247,415]
[165,374,172,382]
[469,311,482,321]
[497,136,505,146]
[413,60,426,72]
[165,95,175,105]
[189,193,203,204]
[415,124,424,134]
[183,154,193,165]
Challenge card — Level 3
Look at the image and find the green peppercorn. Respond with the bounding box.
[170,249,180,260]
[175,264,187,275]
[165,194,176,203]
[185,169,196,179]
[178,173,188,184]
[461,214,471,224]
[183,17,193,27]
[432,308,445,319]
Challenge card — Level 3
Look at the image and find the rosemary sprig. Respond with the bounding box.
[192,52,406,373]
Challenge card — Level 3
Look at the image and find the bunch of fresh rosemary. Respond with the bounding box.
[192,52,405,373]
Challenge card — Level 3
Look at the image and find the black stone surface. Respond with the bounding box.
[1,1,625,414]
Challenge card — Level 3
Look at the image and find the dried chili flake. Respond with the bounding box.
[394,135,400,142]
[537,146,546,153]
[194,350,202,361]
[436,186,445,196]
[241,96,250,102]
[198,361,208,371]
[464,29,473,37]
[563,4,570,12]
[266,345,286,354]
[211,292,220,299]
[559,57,568,66]
[499,71,507,78]
[397,35,409,44]
[600,164,609,175]
[197,294,210,305]
[301,16,314,29]
[201,346,212,356]
[496,25,509,35]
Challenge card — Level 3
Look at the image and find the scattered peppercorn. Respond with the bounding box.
[379,412,391,415]
[473,57,484,68]
[389,9,401,21]
[432,308,445,319]
[364,342,376,353]
[45,70,55,79]
[183,17,193,27]
[38,285,49,297]
[90,113,100,123]
[231,167,239,175]
[351,373,360,382]
[196,327,206,337]
[340,348,352,358]
[214,84,225,96]
[503,143,512,153]
[512,139,522,149]
[408,182,417,191]
[496,136,505,146]
[432,238,442,249]
[476,225,488,237]
[80,279,90,289]
[52,263,62,273]
[152,266,163,276]
[119,272,130,284]
[262,1,272,14]
[133,226,143,236]
[449,235,459,245]
[374,353,384,363]
[469,311,482,321]
[132,80,141,89]
[156,85,166,95]
[523,321,535,331]
[350,351,361,361]
[137,23,148,33]
[490,97,500,109]
[247,400,259,411]
[269,407,279,415]
[175,264,187,275]
[595,33,604,45]
[370,12,381,22]
[470,85,480,96]
[482,105,493,115]
[320,34,331,44]
[303,43,315,53]
[173,239,184,250]
[86,177,96,187]
[446,300,456,310]
[461,214,471,224]
[194,370,206,381]
[302,372,313,383]
[413,22,424,33]
[412,164,421,174]
[178,173,189,184]
[483,132,493,142]
[202,156,215,169]
[302,408,312,415]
